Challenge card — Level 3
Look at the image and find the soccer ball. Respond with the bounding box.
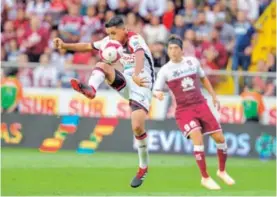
[99,40,123,64]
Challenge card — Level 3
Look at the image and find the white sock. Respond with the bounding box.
[216,143,227,151]
[135,133,149,169]
[88,69,105,90]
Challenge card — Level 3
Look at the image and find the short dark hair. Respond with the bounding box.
[105,16,124,28]
[167,35,183,49]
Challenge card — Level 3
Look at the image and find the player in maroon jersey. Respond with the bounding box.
[153,35,235,190]
[53,16,154,188]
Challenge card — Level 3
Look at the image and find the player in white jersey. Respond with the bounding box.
[153,35,235,190]
[53,16,154,188]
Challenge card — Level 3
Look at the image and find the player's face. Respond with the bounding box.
[167,44,183,62]
[106,26,126,44]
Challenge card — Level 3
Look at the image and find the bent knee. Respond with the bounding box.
[212,131,225,143]
[95,62,110,71]
[132,124,144,135]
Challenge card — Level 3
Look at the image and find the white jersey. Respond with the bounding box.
[154,56,206,112]
[93,31,155,88]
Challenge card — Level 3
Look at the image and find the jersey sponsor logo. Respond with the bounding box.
[181,77,195,91]
[172,66,196,78]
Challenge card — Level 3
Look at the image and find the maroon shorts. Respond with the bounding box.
[175,102,222,138]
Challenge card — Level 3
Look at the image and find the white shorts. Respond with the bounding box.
[110,70,152,113]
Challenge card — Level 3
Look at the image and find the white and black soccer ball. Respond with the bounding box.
[99,40,123,64]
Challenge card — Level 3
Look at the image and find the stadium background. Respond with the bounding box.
[1,0,276,196]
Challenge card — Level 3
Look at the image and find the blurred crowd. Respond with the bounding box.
[1,0,276,95]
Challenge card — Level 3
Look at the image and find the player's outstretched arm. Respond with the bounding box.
[53,38,93,52]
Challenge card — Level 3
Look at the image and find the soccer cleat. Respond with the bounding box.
[130,167,148,188]
[217,170,235,186]
[201,177,221,190]
[70,79,96,99]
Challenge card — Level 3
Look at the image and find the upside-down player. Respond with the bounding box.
[53,16,154,188]
[153,35,235,190]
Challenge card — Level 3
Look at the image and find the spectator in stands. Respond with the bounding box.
[1,68,23,113]
[241,85,265,122]
[13,8,29,35]
[58,64,78,88]
[26,0,50,19]
[80,6,101,42]
[51,48,73,71]
[199,28,228,69]
[183,29,197,57]
[232,11,255,71]
[105,10,116,22]
[237,0,259,22]
[15,9,30,47]
[1,0,14,29]
[170,15,186,39]
[1,21,16,52]
[33,54,58,87]
[139,0,166,21]
[225,0,238,24]
[96,0,110,22]
[20,16,50,62]
[143,16,168,45]
[250,59,276,96]
[50,0,67,13]
[17,54,33,87]
[204,2,226,25]
[193,12,212,42]
[1,47,7,61]
[125,12,142,34]
[48,0,67,26]
[115,0,130,17]
[7,39,20,62]
[178,0,197,29]
[58,4,83,43]
[162,1,175,30]
[214,15,235,53]
[151,42,168,68]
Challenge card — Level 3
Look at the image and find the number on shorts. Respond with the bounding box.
[184,124,190,132]
[184,121,197,132]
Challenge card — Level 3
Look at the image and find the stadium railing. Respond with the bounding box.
[1,61,276,95]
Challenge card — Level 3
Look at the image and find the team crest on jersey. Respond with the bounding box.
[181,77,195,91]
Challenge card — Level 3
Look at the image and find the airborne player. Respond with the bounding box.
[53,16,154,188]
[153,35,235,190]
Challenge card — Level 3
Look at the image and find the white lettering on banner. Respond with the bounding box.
[208,133,250,156]
[148,130,159,151]
[20,88,276,125]
[134,130,251,156]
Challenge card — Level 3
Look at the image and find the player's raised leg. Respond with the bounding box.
[210,131,235,186]
[130,108,149,188]
[71,62,117,99]
[189,130,221,190]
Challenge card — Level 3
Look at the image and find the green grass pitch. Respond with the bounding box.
[1,148,276,196]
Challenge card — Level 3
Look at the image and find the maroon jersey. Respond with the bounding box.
[154,57,206,112]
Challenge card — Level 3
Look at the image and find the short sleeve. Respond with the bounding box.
[92,36,109,50]
[193,57,205,78]
[128,35,144,53]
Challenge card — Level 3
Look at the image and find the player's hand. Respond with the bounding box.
[53,38,64,50]
[153,91,164,101]
[132,74,149,87]
[212,97,220,111]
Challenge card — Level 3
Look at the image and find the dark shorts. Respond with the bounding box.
[175,102,222,138]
